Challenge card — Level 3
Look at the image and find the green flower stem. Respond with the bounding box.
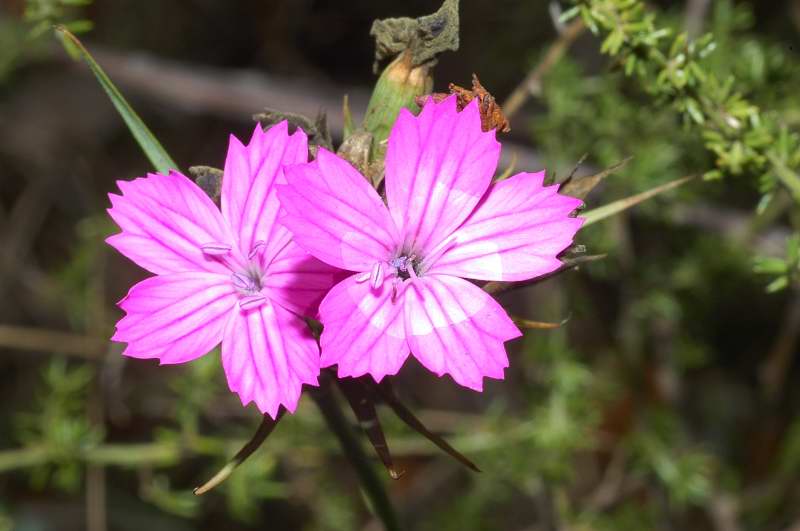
[309,374,400,531]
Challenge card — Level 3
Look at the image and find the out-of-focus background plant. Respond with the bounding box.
[1,0,800,529]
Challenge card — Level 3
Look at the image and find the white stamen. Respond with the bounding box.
[355,271,371,283]
[239,295,268,310]
[370,262,384,289]
[201,242,232,255]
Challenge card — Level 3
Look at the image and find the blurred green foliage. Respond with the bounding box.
[0,0,92,82]
[24,0,93,37]
[755,235,800,292]
[15,360,102,492]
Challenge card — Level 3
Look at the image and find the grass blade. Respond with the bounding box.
[54,26,179,173]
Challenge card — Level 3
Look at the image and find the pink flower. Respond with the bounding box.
[277,96,584,391]
[107,123,338,417]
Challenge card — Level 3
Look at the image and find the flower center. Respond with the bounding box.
[231,265,263,295]
[201,241,268,310]
[389,254,420,281]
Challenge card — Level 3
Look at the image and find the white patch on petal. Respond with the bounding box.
[348,280,405,339]
[442,238,503,278]
[407,276,486,336]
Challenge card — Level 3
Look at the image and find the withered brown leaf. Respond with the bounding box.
[416,74,511,133]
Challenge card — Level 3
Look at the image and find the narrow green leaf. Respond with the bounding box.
[336,377,403,480]
[193,410,285,496]
[582,175,696,227]
[511,315,569,330]
[375,380,480,473]
[54,26,178,173]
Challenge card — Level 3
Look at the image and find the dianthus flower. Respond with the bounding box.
[107,123,336,417]
[277,96,583,390]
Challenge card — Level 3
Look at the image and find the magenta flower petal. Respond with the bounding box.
[385,96,500,254]
[403,275,521,390]
[221,302,320,417]
[113,272,236,364]
[431,171,585,281]
[107,171,237,275]
[277,148,399,271]
[108,122,337,416]
[276,97,583,394]
[222,122,308,256]
[318,274,408,381]
[262,240,340,317]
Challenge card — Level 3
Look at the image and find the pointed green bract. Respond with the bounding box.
[54,26,178,173]
[582,175,696,227]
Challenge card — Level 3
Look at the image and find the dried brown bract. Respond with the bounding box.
[415,74,511,133]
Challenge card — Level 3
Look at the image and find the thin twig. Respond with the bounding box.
[511,316,568,329]
[86,464,107,531]
[586,447,628,511]
[0,176,55,302]
[0,324,107,358]
[707,493,742,531]
[86,211,110,531]
[685,0,712,39]
[503,19,585,119]
[760,288,800,403]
